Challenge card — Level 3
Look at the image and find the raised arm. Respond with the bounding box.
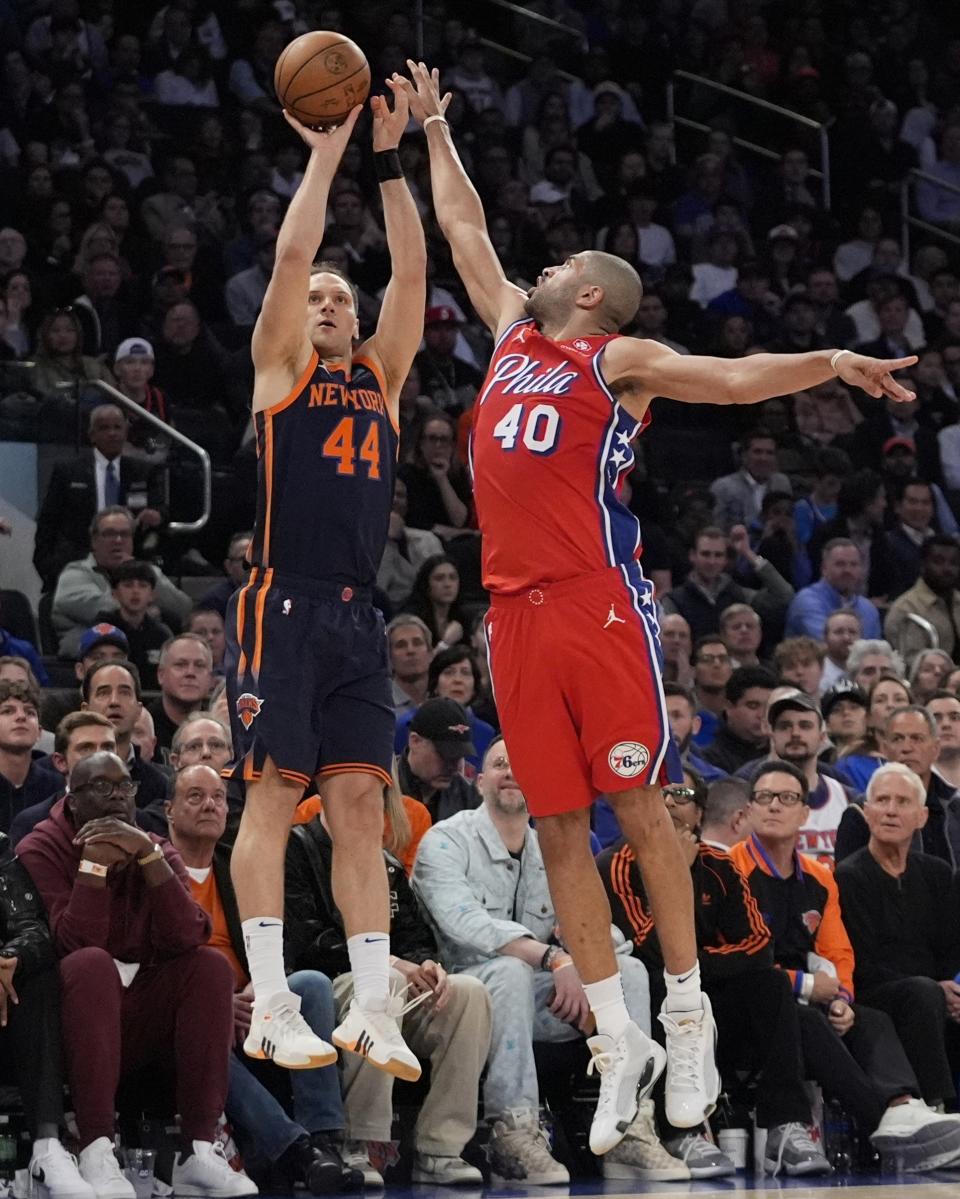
[401,61,527,335]
[357,81,426,404]
[603,337,917,421]
[250,107,361,382]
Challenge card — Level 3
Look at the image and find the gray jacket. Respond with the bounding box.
[52,553,192,657]
[710,469,793,530]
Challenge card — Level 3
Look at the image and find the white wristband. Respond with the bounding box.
[423,114,448,131]
[830,349,851,374]
[799,972,815,1002]
[78,859,108,878]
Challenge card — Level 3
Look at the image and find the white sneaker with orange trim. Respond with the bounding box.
[332,992,422,1082]
[243,991,337,1069]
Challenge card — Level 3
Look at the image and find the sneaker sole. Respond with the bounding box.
[332,1034,421,1081]
[490,1173,569,1186]
[687,1162,736,1179]
[602,1163,691,1181]
[242,1038,337,1068]
[871,1131,960,1173]
[763,1158,832,1177]
[411,1171,484,1185]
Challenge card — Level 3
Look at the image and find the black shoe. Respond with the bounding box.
[309,1132,364,1194]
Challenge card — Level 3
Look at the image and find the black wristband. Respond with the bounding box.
[540,945,555,971]
[374,149,403,182]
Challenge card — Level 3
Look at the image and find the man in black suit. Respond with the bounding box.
[877,480,938,600]
[33,404,165,590]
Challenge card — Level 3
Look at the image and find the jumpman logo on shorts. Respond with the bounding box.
[604,603,627,629]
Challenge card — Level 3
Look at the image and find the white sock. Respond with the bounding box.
[583,973,631,1040]
[664,961,702,1013]
[242,917,289,1002]
[347,932,391,1011]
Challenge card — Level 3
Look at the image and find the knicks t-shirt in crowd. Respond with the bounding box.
[186,865,247,988]
[292,794,431,876]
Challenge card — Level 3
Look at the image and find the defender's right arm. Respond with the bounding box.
[402,62,526,336]
[251,107,361,390]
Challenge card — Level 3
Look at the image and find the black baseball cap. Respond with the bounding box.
[410,698,476,760]
[768,690,822,725]
[821,681,868,722]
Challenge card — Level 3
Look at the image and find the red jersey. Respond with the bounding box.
[470,318,649,594]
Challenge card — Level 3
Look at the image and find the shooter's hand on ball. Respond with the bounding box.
[282,104,362,154]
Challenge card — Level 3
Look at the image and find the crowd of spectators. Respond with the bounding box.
[4,0,960,1192]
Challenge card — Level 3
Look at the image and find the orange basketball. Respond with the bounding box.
[274,31,370,128]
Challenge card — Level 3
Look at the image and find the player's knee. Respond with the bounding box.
[535,808,592,859]
[324,784,384,845]
[608,785,671,839]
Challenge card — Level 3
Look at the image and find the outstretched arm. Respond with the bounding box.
[251,107,361,379]
[603,338,917,419]
[400,61,526,335]
[358,80,426,402]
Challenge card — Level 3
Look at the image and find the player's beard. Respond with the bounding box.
[524,277,575,328]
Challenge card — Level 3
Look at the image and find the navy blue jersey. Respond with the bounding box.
[250,352,398,586]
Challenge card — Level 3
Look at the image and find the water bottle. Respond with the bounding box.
[0,1116,17,1181]
[823,1100,854,1174]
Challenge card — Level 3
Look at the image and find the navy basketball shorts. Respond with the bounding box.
[223,567,394,791]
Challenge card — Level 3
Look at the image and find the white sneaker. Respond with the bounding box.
[870,1098,960,1171]
[763,1123,831,1177]
[412,1154,484,1184]
[171,1142,257,1196]
[487,1110,569,1185]
[77,1139,134,1199]
[243,990,337,1069]
[587,1020,667,1154]
[602,1100,691,1180]
[658,994,719,1129]
[29,1140,96,1199]
[332,996,421,1081]
[341,1141,384,1188]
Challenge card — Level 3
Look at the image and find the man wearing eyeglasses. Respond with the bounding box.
[730,761,960,1172]
[17,751,256,1197]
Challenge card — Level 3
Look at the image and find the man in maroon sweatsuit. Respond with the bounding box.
[18,751,254,1198]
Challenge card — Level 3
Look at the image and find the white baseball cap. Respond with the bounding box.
[114,337,154,364]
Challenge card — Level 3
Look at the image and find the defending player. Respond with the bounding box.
[400,62,918,1153]
[225,84,425,1078]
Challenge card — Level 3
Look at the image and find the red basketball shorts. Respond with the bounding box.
[484,563,680,817]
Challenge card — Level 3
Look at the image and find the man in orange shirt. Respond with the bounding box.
[165,765,361,1194]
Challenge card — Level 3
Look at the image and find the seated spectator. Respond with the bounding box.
[150,634,215,760]
[877,481,938,601]
[0,828,94,1198]
[838,763,960,1111]
[836,705,959,867]
[698,776,752,849]
[706,265,778,344]
[661,526,793,643]
[793,448,849,551]
[396,698,481,824]
[856,290,916,361]
[753,490,812,590]
[400,555,470,651]
[709,430,792,530]
[719,604,762,671]
[766,292,828,356]
[928,690,960,790]
[808,471,891,595]
[659,613,694,686]
[9,711,115,848]
[690,635,733,749]
[909,649,955,705]
[285,791,490,1187]
[17,752,255,1198]
[34,405,165,591]
[0,603,47,685]
[377,479,443,607]
[917,125,960,228]
[821,683,869,761]
[886,535,960,662]
[806,267,857,348]
[94,560,171,690]
[154,301,232,410]
[165,763,361,1193]
[835,673,912,793]
[846,639,906,691]
[225,230,275,330]
[51,507,191,658]
[386,615,432,716]
[731,761,960,1173]
[689,232,739,308]
[28,308,114,398]
[793,378,863,446]
[394,646,495,775]
[0,680,61,834]
[200,531,253,617]
[186,606,226,674]
[138,713,235,837]
[413,739,678,1183]
[601,768,828,1178]
[42,624,132,734]
[398,414,473,539]
[662,683,727,785]
[701,667,778,774]
[785,539,882,640]
[773,637,825,697]
[739,691,851,859]
[414,307,484,413]
[820,609,862,692]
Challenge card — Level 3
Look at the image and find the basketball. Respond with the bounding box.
[274,31,370,128]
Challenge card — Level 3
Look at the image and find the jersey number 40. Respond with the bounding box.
[492,402,562,455]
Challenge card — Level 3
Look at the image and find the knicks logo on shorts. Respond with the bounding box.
[236,693,264,730]
[608,741,650,778]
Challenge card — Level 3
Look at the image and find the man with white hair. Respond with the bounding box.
[846,639,905,691]
[838,762,960,1115]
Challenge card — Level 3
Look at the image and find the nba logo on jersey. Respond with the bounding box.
[571,339,591,353]
[236,692,264,730]
[608,741,650,778]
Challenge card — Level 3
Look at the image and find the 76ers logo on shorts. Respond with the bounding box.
[236,693,264,730]
[608,741,650,779]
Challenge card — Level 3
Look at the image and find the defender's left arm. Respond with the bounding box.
[602,337,917,419]
[360,81,427,405]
